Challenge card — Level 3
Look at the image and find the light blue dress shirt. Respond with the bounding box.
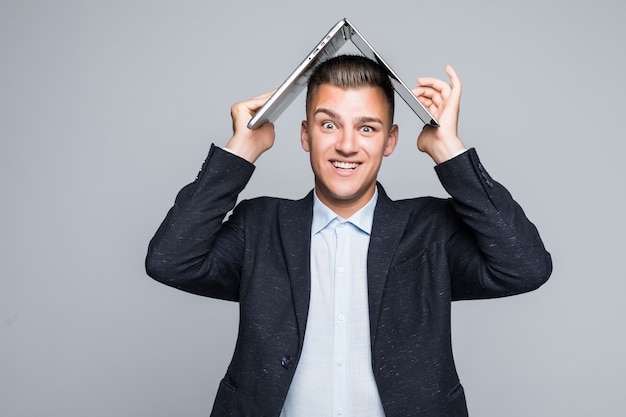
[280,189,385,417]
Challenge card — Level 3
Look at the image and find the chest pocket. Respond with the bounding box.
[387,246,448,335]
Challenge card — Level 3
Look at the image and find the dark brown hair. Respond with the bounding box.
[306,55,395,122]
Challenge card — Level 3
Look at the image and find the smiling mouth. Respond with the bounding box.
[332,161,360,170]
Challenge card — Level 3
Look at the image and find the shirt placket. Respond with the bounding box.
[333,221,349,416]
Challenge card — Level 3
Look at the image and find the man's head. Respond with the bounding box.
[305,55,395,123]
[301,55,399,218]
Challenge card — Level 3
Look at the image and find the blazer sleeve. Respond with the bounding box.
[434,148,552,300]
[145,144,255,300]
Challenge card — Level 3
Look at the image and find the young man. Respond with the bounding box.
[146,55,552,417]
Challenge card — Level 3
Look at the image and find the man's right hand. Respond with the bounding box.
[225,90,276,164]
[414,66,465,165]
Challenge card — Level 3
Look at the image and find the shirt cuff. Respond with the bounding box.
[221,146,239,157]
[450,148,468,159]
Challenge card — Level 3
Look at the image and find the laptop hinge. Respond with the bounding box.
[341,24,352,41]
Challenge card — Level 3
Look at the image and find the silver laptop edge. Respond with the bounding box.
[247,20,350,129]
[247,18,439,129]
[344,18,439,127]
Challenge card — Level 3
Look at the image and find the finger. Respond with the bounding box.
[445,65,462,101]
[445,65,461,89]
[417,76,452,93]
[233,90,277,116]
[417,96,434,108]
[413,87,444,107]
[415,96,442,119]
[250,89,277,101]
[240,89,278,109]
[248,92,275,109]
[413,85,440,96]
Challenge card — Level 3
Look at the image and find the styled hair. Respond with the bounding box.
[305,54,395,122]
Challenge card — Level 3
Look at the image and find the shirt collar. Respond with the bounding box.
[311,188,378,236]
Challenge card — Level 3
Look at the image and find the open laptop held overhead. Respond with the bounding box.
[247,18,439,130]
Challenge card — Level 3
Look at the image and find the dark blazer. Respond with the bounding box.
[146,145,552,417]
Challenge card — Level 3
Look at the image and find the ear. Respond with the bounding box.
[300,120,311,152]
[383,124,399,157]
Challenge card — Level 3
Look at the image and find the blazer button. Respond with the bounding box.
[281,355,293,369]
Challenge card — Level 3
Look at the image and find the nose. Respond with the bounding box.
[336,129,358,155]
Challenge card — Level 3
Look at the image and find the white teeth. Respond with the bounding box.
[332,161,359,169]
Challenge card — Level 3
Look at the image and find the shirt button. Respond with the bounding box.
[337,266,344,273]
[281,355,293,369]
[338,313,345,321]
[338,408,344,415]
[337,360,344,366]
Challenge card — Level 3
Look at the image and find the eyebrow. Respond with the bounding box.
[314,108,340,119]
[355,116,384,125]
[314,108,384,125]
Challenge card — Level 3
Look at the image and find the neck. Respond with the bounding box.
[314,186,377,219]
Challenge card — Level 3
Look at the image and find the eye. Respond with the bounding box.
[360,125,374,133]
[322,121,336,130]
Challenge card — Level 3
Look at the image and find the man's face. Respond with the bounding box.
[301,84,398,217]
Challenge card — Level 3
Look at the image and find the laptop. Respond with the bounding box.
[247,18,439,129]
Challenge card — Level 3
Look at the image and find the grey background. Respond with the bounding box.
[1,0,624,416]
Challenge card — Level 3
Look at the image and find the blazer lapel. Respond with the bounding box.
[367,184,409,345]
[276,186,408,348]
[278,191,314,345]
